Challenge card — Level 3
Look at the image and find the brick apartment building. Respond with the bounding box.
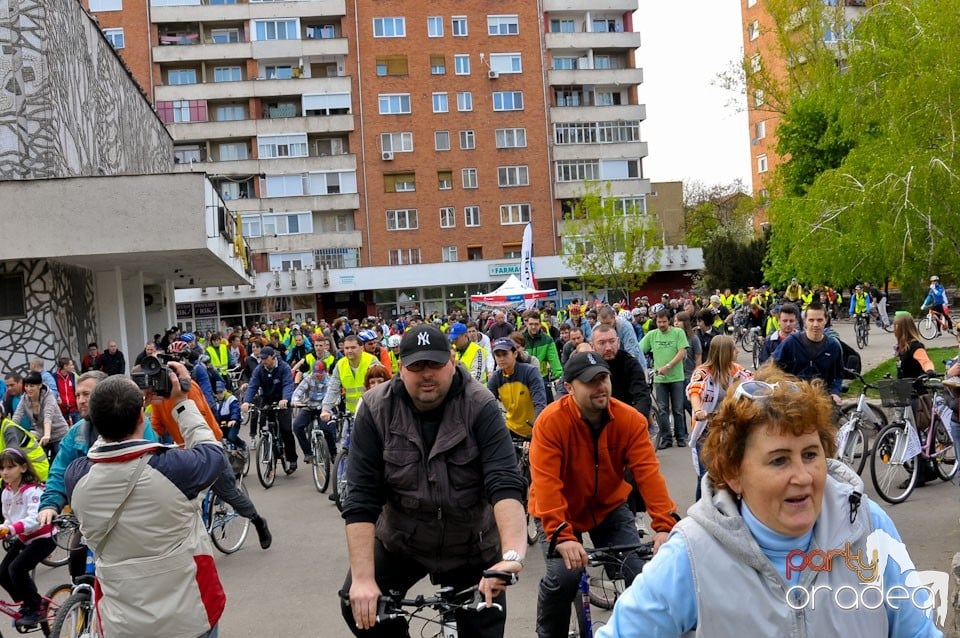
[80,0,700,329]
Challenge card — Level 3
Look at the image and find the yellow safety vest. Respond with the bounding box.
[206,343,229,374]
[0,419,49,482]
[388,350,401,376]
[719,294,735,310]
[456,341,486,383]
[336,352,376,414]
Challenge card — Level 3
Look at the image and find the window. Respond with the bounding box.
[452,16,468,36]
[174,145,202,163]
[754,120,766,141]
[103,28,124,49]
[214,104,245,121]
[553,57,577,70]
[157,100,207,124]
[748,20,760,41]
[440,206,456,227]
[373,17,405,38]
[89,0,121,11]
[462,168,478,189]
[464,206,480,227]
[467,247,483,260]
[262,212,313,235]
[375,55,408,76]
[218,142,248,161]
[498,166,528,187]
[747,0,757,6]
[432,93,449,113]
[457,91,473,112]
[305,24,336,39]
[262,174,304,197]
[435,131,451,151]
[438,171,453,190]
[454,55,470,75]
[386,209,418,231]
[258,133,308,158]
[750,54,761,73]
[0,273,29,320]
[384,172,416,193]
[556,160,600,182]
[595,90,623,106]
[489,53,521,74]
[211,28,241,43]
[265,65,294,79]
[428,16,443,37]
[213,66,241,82]
[754,89,765,107]
[167,69,197,85]
[442,246,459,262]
[381,132,413,153]
[487,15,519,36]
[430,55,446,75]
[554,121,641,145]
[495,128,527,148]
[757,154,768,173]
[549,19,575,33]
[500,203,531,225]
[493,91,523,111]
[253,19,298,41]
[379,94,411,114]
[460,130,475,150]
[503,243,522,258]
[388,248,421,265]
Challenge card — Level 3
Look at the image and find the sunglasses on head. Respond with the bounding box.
[732,380,800,402]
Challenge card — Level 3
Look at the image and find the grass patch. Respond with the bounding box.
[844,346,957,398]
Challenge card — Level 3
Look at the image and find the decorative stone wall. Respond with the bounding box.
[0,0,172,179]
[0,260,96,373]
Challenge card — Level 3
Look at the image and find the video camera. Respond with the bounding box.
[131,354,192,398]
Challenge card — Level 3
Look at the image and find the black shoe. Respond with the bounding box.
[285,462,298,475]
[677,440,687,448]
[252,516,272,550]
[658,438,673,450]
[16,609,43,628]
[328,492,338,502]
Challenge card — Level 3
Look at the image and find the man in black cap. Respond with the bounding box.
[340,324,528,637]
[527,351,679,638]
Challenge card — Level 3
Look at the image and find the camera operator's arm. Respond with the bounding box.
[166,362,217,449]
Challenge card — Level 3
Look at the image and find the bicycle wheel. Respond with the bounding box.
[311,432,332,493]
[519,462,537,546]
[837,421,868,476]
[43,582,73,634]
[752,339,761,369]
[881,318,893,333]
[855,323,866,350]
[933,421,958,481]
[917,316,938,341]
[646,409,660,446]
[741,331,755,353]
[568,598,588,638]
[588,565,625,610]
[49,589,92,638]
[862,323,869,347]
[870,423,919,504]
[256,432,276,489]
[207,481,250,554]
[333,449,349,511]
[41,536,71,568]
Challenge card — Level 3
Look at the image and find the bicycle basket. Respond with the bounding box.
[877,378,914,408]
[227,448,248,475]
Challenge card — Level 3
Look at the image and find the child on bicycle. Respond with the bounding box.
[0,448,55,628]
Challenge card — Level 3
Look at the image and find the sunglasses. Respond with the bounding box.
[733,380,800,402]
[405,360,448,373]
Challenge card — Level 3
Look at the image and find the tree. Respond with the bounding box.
[764,0,960,298]
[682,179,756,247]
[561,182,662,300]
[702,230,769,293]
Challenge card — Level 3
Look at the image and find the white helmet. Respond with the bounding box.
[930,275,939,282]
[387,334,402,348]
[650,303,665,314]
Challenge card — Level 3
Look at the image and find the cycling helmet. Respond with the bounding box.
[358,329,378,343]
[168,340,189,355]
[930,275,939,282]
[387,335,402,348]
[650,303,665,314]
[618,310,632,322]
[180,332,195,343]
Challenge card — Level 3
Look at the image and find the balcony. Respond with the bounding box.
[246,230,362,254]
[552,141,647,161]
[227,192,360,212]
[550,103,646,122]
[165,114,354,141]
[153,37,346,63]
[543,0,637,11]
[172,152,356,176]
[545,31,642,51]
[151,0,346,23]
[554,178,649,200]
[548,67,643,86]
[154,75,351,102]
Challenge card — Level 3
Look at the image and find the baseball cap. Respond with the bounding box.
[215,381,226,393]
[491,337,516,352]
[399,325,452,366]
[563,351,611,384]
[260,346,277,359]
[447,323,468,340]
[313,361,326,374]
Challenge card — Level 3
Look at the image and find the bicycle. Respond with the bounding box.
[750,327,764,370]
[917,306,957,340]
[47,516,95,638]
[510,433,538,546]
[200,471,250,554]
[252,403,291,489]
[547,522,653,637]
[342,570,517,637]
[853,312,870,350]
[295,401,331,493]
[836,369,884,475]
[870,375,958,504]
[331,408,356,511]
[0,525,72,637]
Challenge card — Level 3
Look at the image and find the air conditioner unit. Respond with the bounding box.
[381,150,394,161]
[488,70,500,79]
[751,137,760,146]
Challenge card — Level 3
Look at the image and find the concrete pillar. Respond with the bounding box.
[121,272,147,360]
[94,268,127,363]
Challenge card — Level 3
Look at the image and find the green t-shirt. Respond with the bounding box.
[640,327,689,384]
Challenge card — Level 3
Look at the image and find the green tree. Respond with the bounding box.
[702,230,769,293]
[561,182,662,299]
[682,180,756,247]
[775,97,854,197]
[765,0,960,295]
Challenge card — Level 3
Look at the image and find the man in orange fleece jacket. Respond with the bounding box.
[529,351,679,638]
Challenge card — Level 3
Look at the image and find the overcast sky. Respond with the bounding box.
[634,1,752,191]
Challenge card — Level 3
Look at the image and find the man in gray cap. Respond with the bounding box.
[340,325,527,636]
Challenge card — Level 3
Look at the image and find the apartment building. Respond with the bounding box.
[82,0,694,329]
[741,0,867,198]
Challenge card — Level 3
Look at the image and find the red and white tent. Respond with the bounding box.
[470,275,557,307]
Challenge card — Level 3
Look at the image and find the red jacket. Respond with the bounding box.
[529,395,677,544]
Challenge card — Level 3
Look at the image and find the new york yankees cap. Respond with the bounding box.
[563,351,611,384]
[398,325,452,366]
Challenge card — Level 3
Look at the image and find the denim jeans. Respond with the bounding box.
[535,504,643,638]
[292,409,336,459]
[951,419,960,487]
[213,448,258,520]
[654,381,686,443]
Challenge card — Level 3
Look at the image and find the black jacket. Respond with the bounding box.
[607,350,652,420]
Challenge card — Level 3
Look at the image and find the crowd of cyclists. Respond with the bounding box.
[0,275,951,637]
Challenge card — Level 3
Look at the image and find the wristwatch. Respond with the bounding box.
[502,550,524,567]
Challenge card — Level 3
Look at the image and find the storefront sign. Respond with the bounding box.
[176,304,193,320]
[193,301,219,318]
[489,263,521,277]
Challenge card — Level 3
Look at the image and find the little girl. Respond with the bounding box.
[0,448,55,628]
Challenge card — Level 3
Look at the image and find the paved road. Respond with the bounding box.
[35,319,959,636]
